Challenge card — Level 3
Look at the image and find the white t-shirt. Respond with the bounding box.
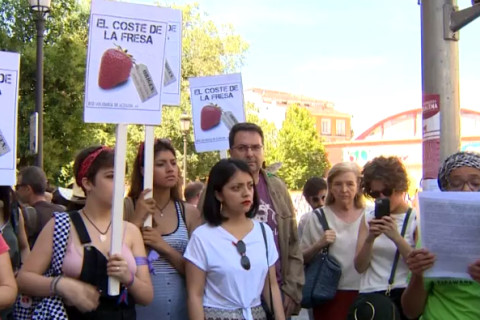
[359,209,417,293]
[184,220,278,320]
[300,206,363,290]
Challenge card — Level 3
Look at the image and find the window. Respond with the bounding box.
[321,119,331,135]
[336,119,346,136]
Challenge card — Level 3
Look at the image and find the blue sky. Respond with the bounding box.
[135,0,480,135]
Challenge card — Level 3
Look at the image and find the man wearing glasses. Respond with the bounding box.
[228,122,304,318]
[15,166,64,247]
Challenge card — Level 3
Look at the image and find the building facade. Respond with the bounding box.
[244,88,352,142]
[324,108,480,188]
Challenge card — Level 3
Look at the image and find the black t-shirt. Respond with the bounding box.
[29,201,65,247]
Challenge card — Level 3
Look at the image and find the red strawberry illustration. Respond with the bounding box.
[201,104,222,131]
[98,47,133,89]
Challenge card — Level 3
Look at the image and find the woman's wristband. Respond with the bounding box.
[50,275,63,295]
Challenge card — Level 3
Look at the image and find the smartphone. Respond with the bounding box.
[374,198,390,219]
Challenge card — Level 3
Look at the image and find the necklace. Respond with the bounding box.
[155,199,170,217]
[82,209,111,242]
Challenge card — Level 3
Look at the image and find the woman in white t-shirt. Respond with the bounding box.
[184,159,285,320]
[354,156,417,320]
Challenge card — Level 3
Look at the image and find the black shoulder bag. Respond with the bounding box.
[301,208,342,308]
[260,223,275,320]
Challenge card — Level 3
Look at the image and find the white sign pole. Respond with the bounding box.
[143,125,155,227]
[109,124,128,296]
[219,150,228,159]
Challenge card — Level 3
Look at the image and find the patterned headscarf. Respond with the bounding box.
[437,151,480,191]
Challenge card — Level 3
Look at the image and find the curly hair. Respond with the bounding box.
[361,156,409,195]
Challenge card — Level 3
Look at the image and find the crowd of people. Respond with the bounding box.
[0,122,479,320]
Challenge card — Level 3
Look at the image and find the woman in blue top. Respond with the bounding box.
[126,138,201,320]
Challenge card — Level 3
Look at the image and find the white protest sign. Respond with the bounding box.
[419,191,480,280]
[161,11,182,106]
[189,74,245,152]
[84,0,171,125]
[0,52,20,186]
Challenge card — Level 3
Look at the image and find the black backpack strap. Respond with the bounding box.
[387,208,412,295]
[70,211,92,244]
[260,223,274,317]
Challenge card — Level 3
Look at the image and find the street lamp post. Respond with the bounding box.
[29,0,51,169]
[179,113,191,187]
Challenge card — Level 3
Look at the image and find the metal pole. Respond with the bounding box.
[183,133,187,187]
[421,0,460,187]
[34,14,45,168]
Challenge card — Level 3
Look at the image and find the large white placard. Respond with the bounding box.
[189,74,245,152]
[84,0,172,124]
[419,191,480,280]
[0,52,20,186]
[161,11,182,106]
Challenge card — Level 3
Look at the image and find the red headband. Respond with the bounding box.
[76,146,111,188]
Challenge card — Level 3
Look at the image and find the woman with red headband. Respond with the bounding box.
[16,146,153,319]
[125,138,201,320]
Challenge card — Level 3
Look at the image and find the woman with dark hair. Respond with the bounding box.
[125,138,201,320]
[401,151,480,320]
[0,186,29,319]
[184,159,285,320]
[354,156,416,320]
[16,146,153,319]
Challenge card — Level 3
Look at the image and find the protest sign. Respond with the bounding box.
[189,73,245,152]
[162,11,182,106]
[419,191,480,279]
[84,0,172,125]
[0,52,20,186]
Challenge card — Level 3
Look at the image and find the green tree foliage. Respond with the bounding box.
[0,1,248,185]
[274,104,330,190]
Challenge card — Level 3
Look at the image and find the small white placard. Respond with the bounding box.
[161,11,182,106]
[189,74,245,152]
[0,51,20,186]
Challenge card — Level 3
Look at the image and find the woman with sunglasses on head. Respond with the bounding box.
[401,151,480,320]
[125,138,201,320]
[354,156,417,320]
[300,162,365,320]
[184,159,285,320]
[16,146,153,319]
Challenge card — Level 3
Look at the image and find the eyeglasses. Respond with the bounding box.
[232,240,250,270]
[312,195,326,202]
[368,188,393,199]
[448,178,480,191]
[231,144,263,153]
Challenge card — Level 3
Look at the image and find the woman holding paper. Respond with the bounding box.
[125,139,201,320]
[16,146,153,319]
[353,156,417,320]
[401,151,480,320]
[184,158,285,320]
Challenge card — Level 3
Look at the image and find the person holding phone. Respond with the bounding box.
[354,156,417,320]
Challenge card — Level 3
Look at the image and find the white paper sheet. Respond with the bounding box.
[418,191,480,279]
